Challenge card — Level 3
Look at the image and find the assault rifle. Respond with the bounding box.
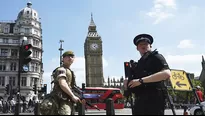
[73,85,100,111]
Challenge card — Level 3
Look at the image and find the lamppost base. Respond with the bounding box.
[14,103,21,115]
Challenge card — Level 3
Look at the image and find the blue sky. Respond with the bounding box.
[1,0,205,92]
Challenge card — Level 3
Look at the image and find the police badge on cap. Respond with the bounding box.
[133,34,154,46]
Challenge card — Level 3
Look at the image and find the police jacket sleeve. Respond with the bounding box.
[153,54,170,71]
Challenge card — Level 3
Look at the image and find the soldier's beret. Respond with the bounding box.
[133,34,154,46]
[62,51,75,57]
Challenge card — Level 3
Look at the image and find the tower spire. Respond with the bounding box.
[87,12,99,36]
[89,12,96,27]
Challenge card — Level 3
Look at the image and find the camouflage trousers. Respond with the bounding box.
[57,100,73,115]
[40,96,74,115]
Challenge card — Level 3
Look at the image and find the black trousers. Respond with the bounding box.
[133,90,166,115]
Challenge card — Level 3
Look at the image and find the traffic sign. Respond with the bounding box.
[170,69,192,91]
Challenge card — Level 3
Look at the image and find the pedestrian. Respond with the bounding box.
[10,98,15,113]
[196,86,204,102]
[40,51,84,115]
[125,34,171,115]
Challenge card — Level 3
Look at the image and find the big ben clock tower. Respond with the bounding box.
[84,14,104,87]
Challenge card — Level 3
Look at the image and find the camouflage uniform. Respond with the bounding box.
[40,51,76,115]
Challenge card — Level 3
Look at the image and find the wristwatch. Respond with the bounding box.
[139,78,144,84]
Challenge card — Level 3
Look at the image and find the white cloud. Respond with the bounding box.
[43,56,108,92]
[165,54,204,76]
[155,0,177,9]
[177,40,195,49]
[146,0,177,24]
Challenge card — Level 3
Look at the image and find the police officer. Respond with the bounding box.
[127,34,171,115]
[52,51,81,115]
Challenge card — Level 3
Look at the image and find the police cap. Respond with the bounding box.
[62,51,75,58]
[133,34,153,46]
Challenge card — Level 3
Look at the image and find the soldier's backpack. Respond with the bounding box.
[39,68,60,115]
[39,93,59,115]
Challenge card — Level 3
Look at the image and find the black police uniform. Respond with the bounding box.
[131,34,170,115]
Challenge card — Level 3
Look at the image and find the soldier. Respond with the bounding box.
[125,34,171,115]
[51,51,82,115]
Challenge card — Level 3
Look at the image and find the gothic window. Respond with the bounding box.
[0,76,5,86]
[21,77,27,86]
[10,62,17,71]
[9,76,15,86]
[91,57,94,63]
[101,67,103,73]
[27,11,29,14]
[94,68,98,74]
[93,58,97,64]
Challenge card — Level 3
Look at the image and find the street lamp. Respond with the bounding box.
[59,40,64,66]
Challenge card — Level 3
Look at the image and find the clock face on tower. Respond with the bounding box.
[90,43,99,51]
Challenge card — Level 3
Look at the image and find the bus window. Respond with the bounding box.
[91,99,98,103]
[92,90,98,93]
[99,99,104,103]
[114,98,124,104]
[86,99,91,103]
[85,90,91,93]
[113,90,120,94]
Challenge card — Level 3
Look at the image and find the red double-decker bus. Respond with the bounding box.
[83,87,124,109]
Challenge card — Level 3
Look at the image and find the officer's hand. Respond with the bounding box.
[128,79,141,88]
[81,99,86,105]
[71,95,81,103]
